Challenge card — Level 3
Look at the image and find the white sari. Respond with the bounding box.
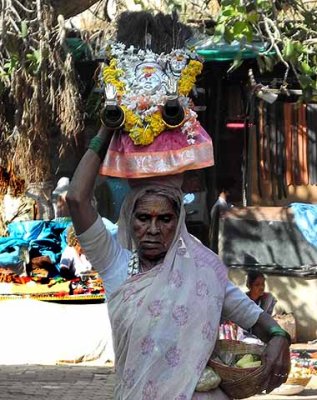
[108,182,230,400]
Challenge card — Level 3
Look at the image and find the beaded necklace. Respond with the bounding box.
[128,250,140,277]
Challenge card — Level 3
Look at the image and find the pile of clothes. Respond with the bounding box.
[0,218,70,277]
[0,218,105,299]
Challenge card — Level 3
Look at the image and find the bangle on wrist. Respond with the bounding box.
[88,136,108,160]
[268,326,291,345]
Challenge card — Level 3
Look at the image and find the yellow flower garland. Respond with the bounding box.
[102,56,203,145]
[145,112,166,138]
[102,59,125,96]
[122,106,166,145]
[121,106,142,132]
[178,60,203,96]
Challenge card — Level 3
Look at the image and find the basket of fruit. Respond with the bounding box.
[208,340,266,399]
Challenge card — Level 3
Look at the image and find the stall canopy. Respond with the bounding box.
[195,38,274,62]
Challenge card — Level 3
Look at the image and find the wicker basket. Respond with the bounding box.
[208,340,266,399]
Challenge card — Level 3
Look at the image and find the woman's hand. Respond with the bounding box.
[251,312,291,394]
[259,336,291,393]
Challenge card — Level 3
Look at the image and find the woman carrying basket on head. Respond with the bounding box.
[67,124,291,399]
[66,11,291,400]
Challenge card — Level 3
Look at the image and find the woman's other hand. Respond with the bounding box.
[251,311,291,394]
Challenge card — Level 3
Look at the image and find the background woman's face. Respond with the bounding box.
[250,276,265,299]
[131,194,178,261]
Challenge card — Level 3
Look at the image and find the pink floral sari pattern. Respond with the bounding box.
[123,368,136,389]
[202,321,216,342]
[141,335,155,355]
[122,286,136,302]
[168,269,184,288]
[196,280,209,297]
[142,380,159,400]
[175,395,188,400]
[148,299,164,318]
[165,345,182,367]
[172,305,189,326]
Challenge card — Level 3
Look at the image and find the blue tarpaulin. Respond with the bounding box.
[0,219,72,271]
[0,218,118,272]
[0,237,29,267]
[290,203,317,248]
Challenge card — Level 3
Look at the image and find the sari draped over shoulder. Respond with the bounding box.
[259,292,277,315]
[108,181,229,400]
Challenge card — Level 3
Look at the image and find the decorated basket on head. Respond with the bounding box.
[97,12,214,179]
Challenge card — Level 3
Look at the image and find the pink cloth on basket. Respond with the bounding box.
[100,124,214,178]
[108,181,229,400]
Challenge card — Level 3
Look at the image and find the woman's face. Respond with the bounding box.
[131,194,178,262]
[249,276,265,299]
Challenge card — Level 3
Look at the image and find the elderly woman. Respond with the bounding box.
[66,125,291,400]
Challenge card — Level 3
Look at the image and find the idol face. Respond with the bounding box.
[135,63,164,94]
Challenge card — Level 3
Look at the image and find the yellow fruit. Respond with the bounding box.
[235,354,254,368]
[240,360,262,369]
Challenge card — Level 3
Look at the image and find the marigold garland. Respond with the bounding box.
[178,60,203,96]
[102,59,125,96]
[122,106,166,145]
[121,106,142,132]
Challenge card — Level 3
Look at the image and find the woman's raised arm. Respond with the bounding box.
[66,126,113,235]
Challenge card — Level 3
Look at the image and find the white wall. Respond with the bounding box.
[229,268,317,343]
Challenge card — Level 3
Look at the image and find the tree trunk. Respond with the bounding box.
[51,0,100,19]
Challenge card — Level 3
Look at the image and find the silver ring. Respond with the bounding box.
[274,373,287,377]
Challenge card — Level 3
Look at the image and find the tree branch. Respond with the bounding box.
[50,0,101,20]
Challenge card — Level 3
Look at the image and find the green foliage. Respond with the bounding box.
[0,54,19,84]
[26,50,42,75]
[20,21,28,39]
[214,0,317,96]
[0,48,42,83]
[215,1,261,43]
[3,55,19,76]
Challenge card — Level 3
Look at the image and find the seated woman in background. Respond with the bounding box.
[219,271,277,342]
[246,271,277,316]
[59,225,93,280]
